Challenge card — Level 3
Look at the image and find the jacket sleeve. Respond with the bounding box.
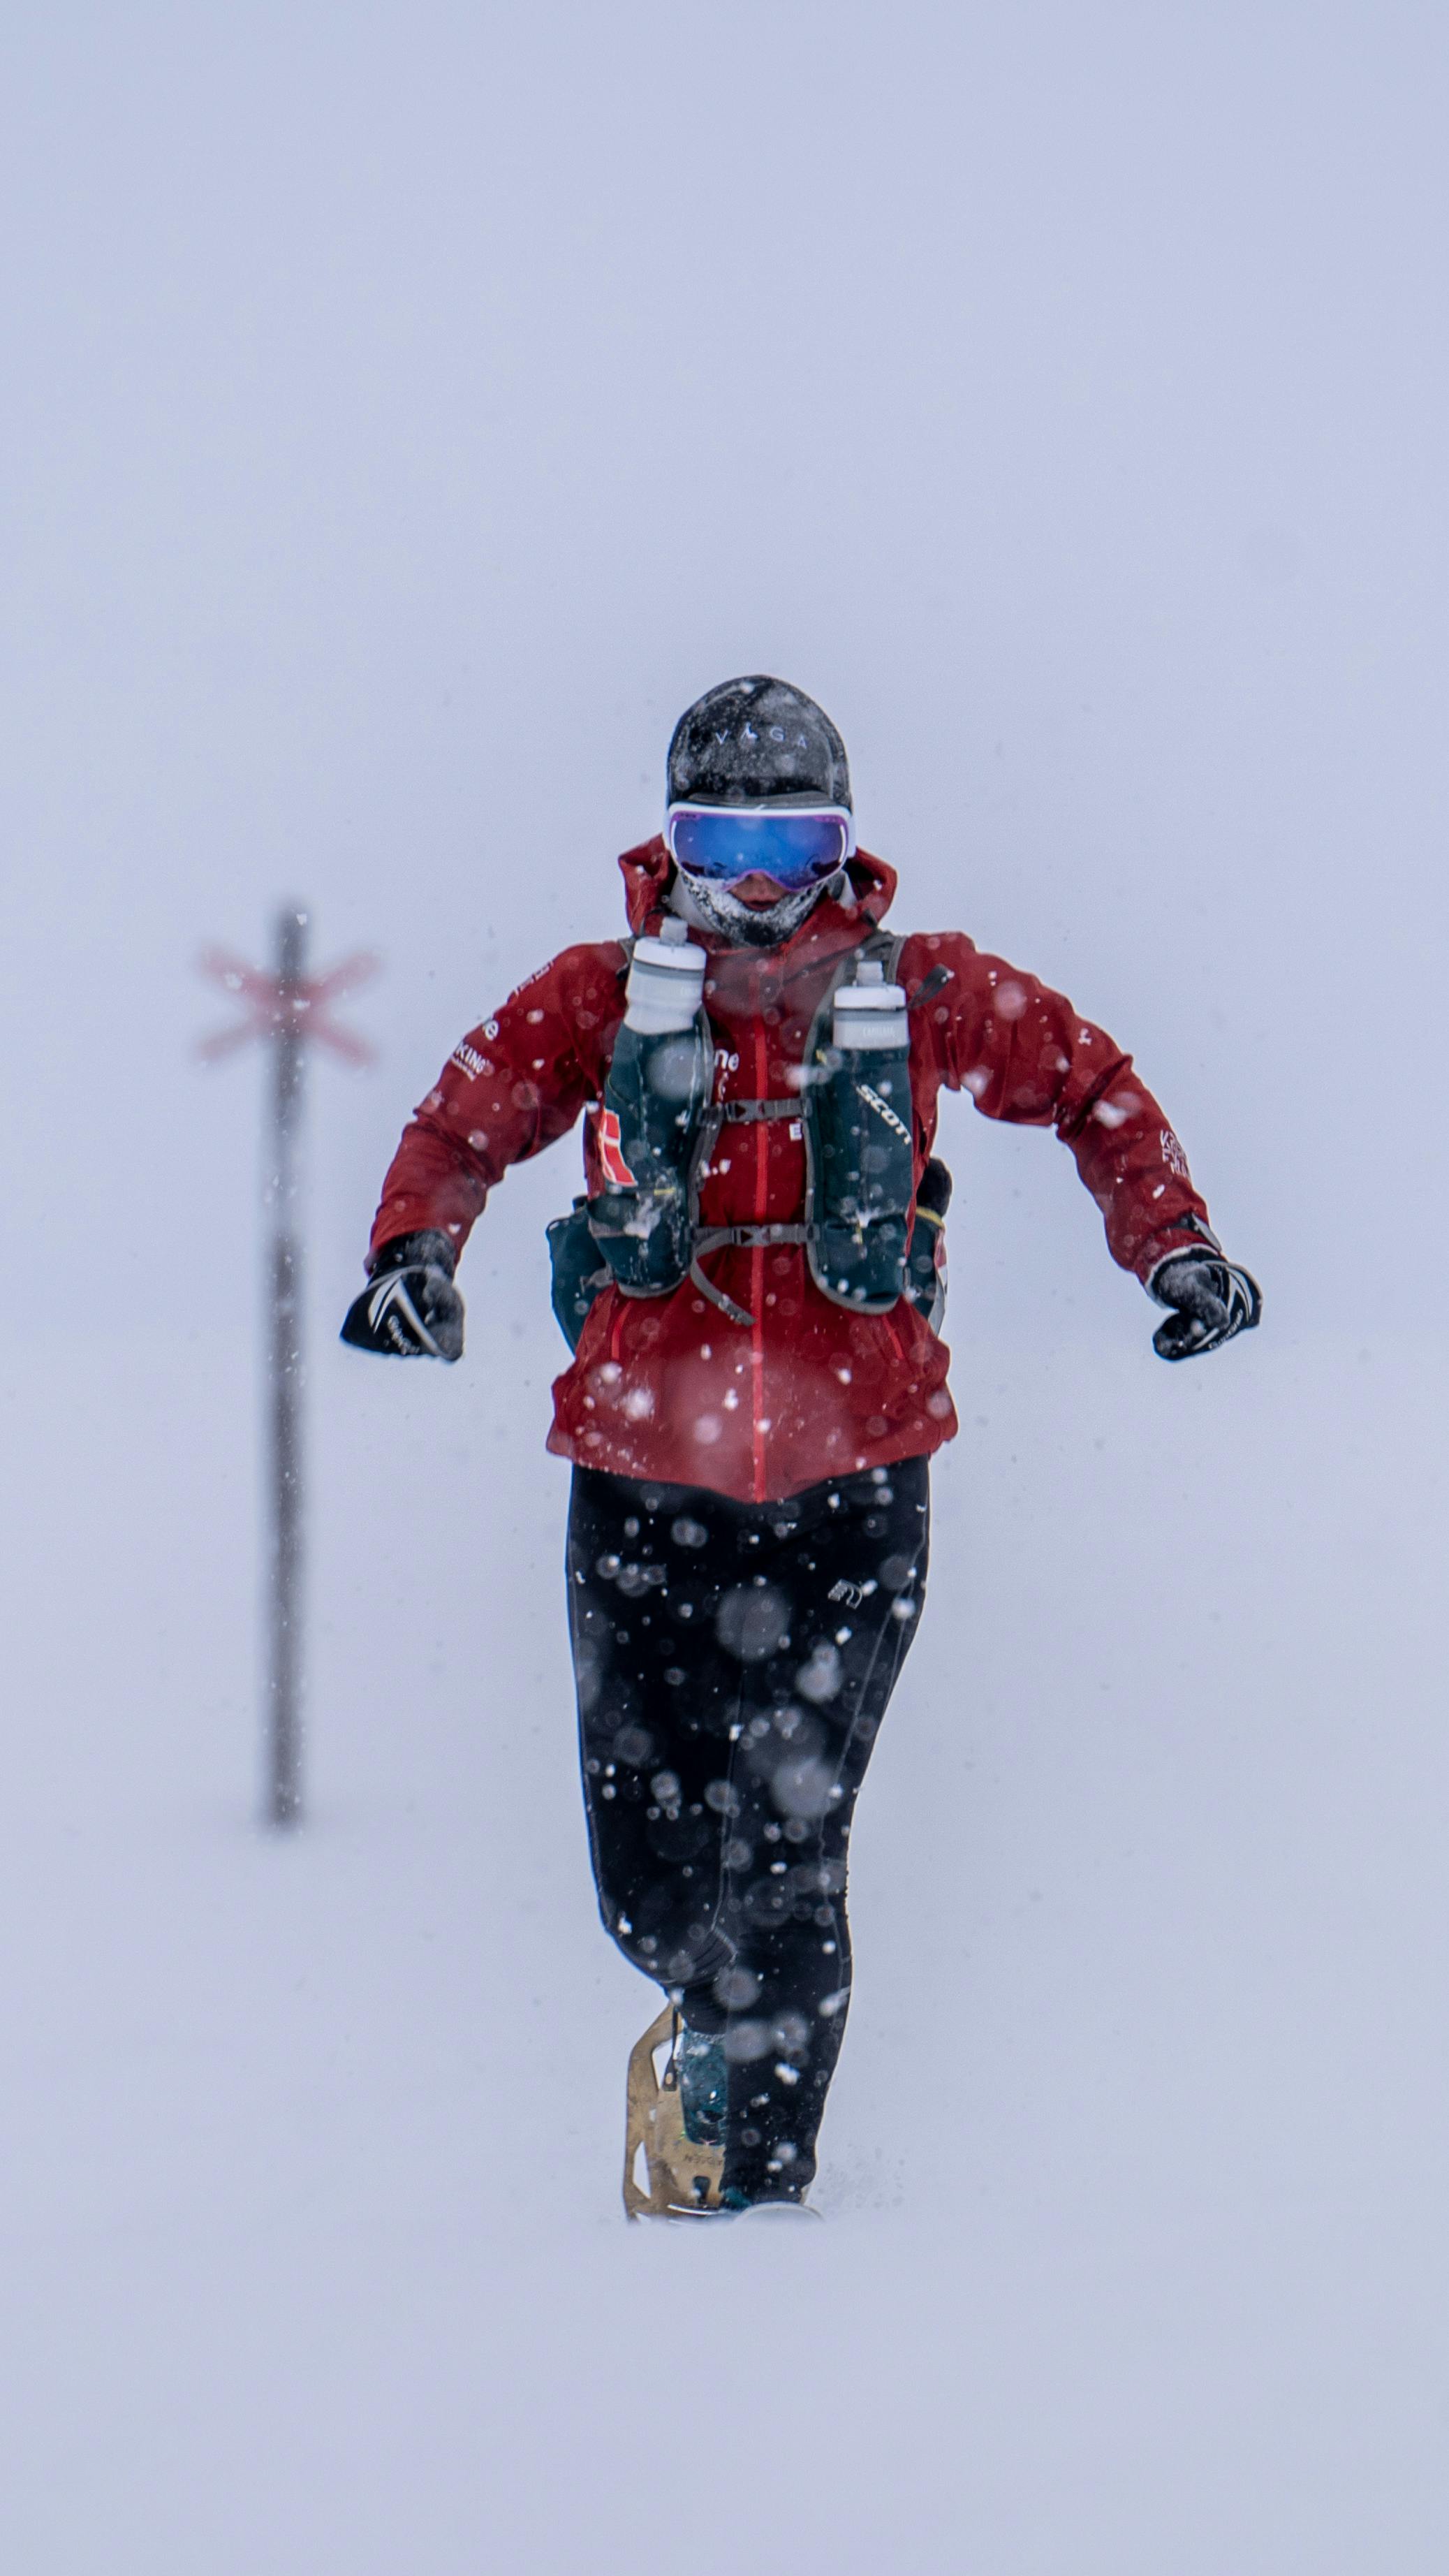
[903,932,1216,1281]
[367,941,627,1266]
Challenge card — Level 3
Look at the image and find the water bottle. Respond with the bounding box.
[592,920,712,1296]
[830,956,909,1052]
[811,958,914,1310]
[624,919,707,1034]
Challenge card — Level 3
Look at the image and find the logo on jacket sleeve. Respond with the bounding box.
[449,1041,492,1081]
[595,1107,638,1190]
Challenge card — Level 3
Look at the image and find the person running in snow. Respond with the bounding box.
[343,675,1260,2220]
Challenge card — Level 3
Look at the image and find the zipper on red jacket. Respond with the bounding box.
[751,1011,769,1502]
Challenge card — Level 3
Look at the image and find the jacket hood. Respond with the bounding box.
[617,834,897,939]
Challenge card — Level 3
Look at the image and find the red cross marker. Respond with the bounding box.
[198,942,377,1064]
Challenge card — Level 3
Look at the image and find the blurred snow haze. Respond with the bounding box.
[2,3,1446,2570]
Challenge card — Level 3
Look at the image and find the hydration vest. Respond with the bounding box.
[547,931,951,1348]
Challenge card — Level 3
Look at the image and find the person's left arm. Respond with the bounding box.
[902,932,1260,1358]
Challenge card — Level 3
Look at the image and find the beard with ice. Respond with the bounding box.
[669,868,846,949]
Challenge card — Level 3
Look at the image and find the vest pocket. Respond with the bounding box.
[589,1018,713,1297]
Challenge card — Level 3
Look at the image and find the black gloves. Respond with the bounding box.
[1149,1250,1261,1361]
[341,1224,1260,1370]
[340,1231,465,1362]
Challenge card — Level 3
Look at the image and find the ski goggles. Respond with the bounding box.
[664,803,857,891]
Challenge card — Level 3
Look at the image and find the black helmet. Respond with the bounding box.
[667,675,851,811]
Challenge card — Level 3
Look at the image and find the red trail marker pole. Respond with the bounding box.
[199,908,376,1827]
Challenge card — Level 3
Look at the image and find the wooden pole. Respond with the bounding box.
[265,905,307,1827]
[199,909,374,1830]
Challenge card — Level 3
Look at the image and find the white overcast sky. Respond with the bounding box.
[2,0,1444,1342]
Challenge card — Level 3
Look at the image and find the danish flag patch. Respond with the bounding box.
[596,1107,637,1189]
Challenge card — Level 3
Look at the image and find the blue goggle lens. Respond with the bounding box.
[667,807,852,891]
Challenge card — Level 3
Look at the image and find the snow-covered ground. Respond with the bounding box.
[4,3,1448,2567]
[5,1309,1446,2570]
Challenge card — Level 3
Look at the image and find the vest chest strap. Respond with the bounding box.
[695,1223,812,1252]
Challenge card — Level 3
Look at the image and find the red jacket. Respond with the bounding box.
[369,840,1212,1502]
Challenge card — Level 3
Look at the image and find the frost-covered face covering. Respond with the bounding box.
[670,865,839,949]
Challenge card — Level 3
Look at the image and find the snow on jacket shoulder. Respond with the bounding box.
[367,837,1213,1502]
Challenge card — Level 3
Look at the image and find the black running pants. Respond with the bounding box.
[567,1459,929,2202]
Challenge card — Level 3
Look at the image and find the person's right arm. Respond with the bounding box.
[341,939,626,1359]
